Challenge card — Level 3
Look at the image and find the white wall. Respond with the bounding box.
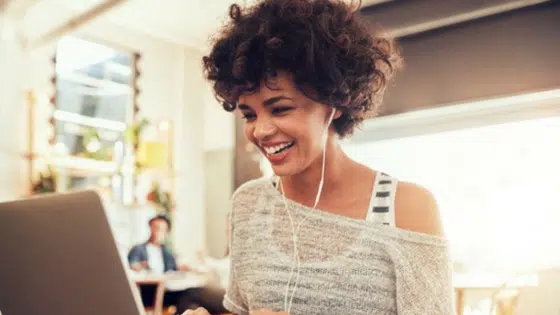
[0,24,29,201]
[204,149,233,258]
[201,74,235,258]
[203,92,235,151]
[172,47,208,260]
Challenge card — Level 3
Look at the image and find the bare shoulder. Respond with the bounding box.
[394,181,444,237]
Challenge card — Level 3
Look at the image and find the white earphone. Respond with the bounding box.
[279,107,337,313]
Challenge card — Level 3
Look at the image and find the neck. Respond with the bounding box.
[148,238,162,247]
[280,138,350,206]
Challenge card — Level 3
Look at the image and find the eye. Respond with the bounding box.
[241,112,256,121]
[271,106,293,115]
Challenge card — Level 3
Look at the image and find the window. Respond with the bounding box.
[343,116,560,274]
[54,36,133,160]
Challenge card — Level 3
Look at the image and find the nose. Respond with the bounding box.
[253,116,277,141]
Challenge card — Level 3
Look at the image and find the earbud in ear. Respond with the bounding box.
[327,107,336,125]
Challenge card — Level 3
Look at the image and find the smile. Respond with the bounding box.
[262,141,295,155]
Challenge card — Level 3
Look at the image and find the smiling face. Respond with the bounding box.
[238,72,338,177]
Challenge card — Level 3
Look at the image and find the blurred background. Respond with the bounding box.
[1,0,559,314]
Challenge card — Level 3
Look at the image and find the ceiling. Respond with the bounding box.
[94,0,258,50]
[8,0,393,52]
[96,0,392,50]
[8,0,550,52]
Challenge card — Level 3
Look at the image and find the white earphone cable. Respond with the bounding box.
[280,108,336,313]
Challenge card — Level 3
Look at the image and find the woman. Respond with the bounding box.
[186,0,455,314]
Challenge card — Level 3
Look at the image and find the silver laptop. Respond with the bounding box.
[0,190,144,315]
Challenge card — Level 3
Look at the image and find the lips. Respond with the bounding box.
[260,141,295,164]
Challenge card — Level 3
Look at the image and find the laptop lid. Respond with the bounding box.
[0,190,144,315]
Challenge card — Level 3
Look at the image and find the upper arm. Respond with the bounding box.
[222,178,272,314]
[223,190,251,315]
[127,245,143,265]
[394,182,444,237]
[164,248,178,270]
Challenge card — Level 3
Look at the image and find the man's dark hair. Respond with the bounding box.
[203,0,402,137]
[149,215,171,230]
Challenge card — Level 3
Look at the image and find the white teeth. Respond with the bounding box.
[263,142,293,155]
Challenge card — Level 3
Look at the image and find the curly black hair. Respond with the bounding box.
[203,0,402,137]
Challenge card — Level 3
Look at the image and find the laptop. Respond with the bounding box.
[0,190,144,315]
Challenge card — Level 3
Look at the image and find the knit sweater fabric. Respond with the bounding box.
[223,177,455,315]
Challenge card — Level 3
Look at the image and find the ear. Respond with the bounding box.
[334,108,343,120]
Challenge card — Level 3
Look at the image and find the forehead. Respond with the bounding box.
[151,219,168,228]
[238,72,299,105]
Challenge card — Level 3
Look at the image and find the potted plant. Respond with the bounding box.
[31,166,57,194]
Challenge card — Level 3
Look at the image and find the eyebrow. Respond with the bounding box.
[264,96,292,106]
[238,96,293,110]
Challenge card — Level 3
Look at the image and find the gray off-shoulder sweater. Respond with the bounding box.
[223,176,456,315]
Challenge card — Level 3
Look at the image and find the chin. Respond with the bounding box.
[269,160,305,177]
[270,165,292,177]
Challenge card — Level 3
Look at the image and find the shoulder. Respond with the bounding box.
[229,176,276,220]
[128,243,146,254]
[231,176,274,204]
[394,181,444,237]
[161,246,175,257]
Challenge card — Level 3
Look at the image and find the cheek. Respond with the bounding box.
[299,120,324,147]
[243,124,255,143]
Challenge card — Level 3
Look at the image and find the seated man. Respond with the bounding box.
[128,215,227,315]
[128,215,181,274]
[128,215,185,310]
